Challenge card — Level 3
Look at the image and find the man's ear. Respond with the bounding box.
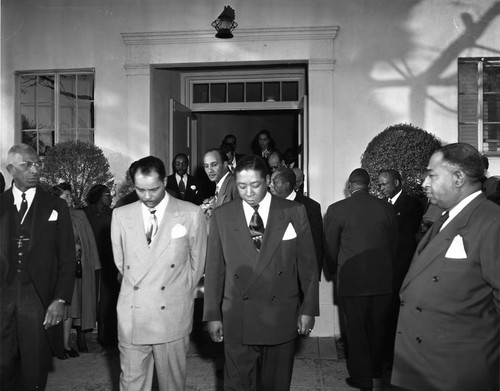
[394,179,401,188]
[6,164,14,176]
[265,174,271,186]
[453,170,466,187]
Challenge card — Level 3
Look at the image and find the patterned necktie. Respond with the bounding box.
[420,211,449,251]
[178,176,186,198]
[214,188,219,204]
[249,205,265,251]
[146,208,158,245]
[19,193,28,222]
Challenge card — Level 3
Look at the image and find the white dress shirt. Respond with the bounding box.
[242,192,272,228]
[12,185,36,224]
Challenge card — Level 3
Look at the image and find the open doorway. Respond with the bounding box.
[192,110,299,188]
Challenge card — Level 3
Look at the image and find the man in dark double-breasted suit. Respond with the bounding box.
[392,143,500,391]
[0,143,76,391]
[324,168,398,391]
[203,155,319,391]
[166,153,203,205]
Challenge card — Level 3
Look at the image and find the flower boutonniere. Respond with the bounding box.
[200,196,216,218]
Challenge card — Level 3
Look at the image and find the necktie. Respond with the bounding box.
[228,163,234,174]
[178,176,186,198]
[214,188,219,204]
[420,211,449,251]
[146,208,158,245]
[19,193,28,222]
[249,205,265,251]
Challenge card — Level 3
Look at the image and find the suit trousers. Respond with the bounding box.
[224,339,296,391]
[341,294,392,388]
[119,335,189,391]
[0,279,51,391]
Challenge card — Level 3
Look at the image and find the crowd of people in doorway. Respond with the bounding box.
[0,132,499,391]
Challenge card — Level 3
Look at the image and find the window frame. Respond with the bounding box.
[458,57,500,156]
[16,68,95,155]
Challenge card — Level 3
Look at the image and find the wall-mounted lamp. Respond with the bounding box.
[212,6,238,39]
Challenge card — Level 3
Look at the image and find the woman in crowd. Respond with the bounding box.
[84,184,119,348]
[251,129,275,159]
[50,183,101,357]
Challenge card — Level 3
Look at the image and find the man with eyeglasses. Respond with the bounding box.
[0,143,76,390]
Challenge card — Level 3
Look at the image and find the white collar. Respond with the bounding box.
[286,191,296,201]
[242,191,272,227]
[390,189,403,204]
[441,190,482,230]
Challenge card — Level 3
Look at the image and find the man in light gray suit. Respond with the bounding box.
[203,148,239,208]
[111,156,207,391]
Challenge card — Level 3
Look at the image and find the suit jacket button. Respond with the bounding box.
[278,271,283,276]
[416,337,422,343]
[234,273,239,279]
[400,301,405,307]
[170,264,175,268]
[416,306,422,312]
[134,286,139,290]
[127,265,130,269]
[161,306,165,310]
[161,286,165,290]
[243,296,248,301]
[271,296,276,301]
[432,276,439,282]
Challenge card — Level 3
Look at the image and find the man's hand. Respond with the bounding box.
[207,321,224,342]
[297,314,315,336]
[43,300,65,329]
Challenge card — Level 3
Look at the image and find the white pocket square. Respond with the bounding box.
[48,210,58,221]
[171,224,187,239]
[282,223,297,240]
[445,235,467,259]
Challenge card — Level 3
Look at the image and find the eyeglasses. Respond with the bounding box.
[13,161,44,170]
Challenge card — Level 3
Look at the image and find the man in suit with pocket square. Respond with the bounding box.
[392,143,500,391]
[111,155,207,391]
[0,143,76,391]
[203,155,319,391]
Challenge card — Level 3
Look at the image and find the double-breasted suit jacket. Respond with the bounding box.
[203,195,319,345]
[166,174,203,205]
[111,195,207,345]
[0,188,76,307]
[392,193,500,391]
[214,173,239,208]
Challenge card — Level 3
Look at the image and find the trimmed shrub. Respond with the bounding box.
[361,123,442,198]
[40,140,114,207]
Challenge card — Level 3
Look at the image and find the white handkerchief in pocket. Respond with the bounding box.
[282,223,297,240]
[445,235,467,259]
[48,210,58,221]
[171,224,187,239]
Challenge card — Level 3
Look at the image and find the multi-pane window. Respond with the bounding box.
[458,58,500,155]
[18,71,95,155]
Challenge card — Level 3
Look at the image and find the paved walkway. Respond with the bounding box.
[46,331,396,391]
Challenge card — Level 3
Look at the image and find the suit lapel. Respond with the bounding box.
[401,195,483,289]
[244,197,289,292]
[216,174,231,207]
[135,196,179,283]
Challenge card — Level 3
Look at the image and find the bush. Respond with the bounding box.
[40,140,114,207]
[360,123,442,198]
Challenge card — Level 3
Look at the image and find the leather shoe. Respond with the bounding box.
[64,348,80,358]
[345,377,373,391]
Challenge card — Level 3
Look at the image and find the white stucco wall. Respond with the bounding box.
[2,0,500,335]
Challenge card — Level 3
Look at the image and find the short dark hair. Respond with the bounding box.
[204,148,229,163]
[129,156,166,183]
[349,168,370,187]
[438,143,484,183]
[274,168,296,189]
[379,169,402,182]
[49,182,71,197]
[235,155,269,179]
[222,134,237,144]
[86,184,110,205]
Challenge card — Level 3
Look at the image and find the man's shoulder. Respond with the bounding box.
[170,196,202,214]
[295,193,320,208]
